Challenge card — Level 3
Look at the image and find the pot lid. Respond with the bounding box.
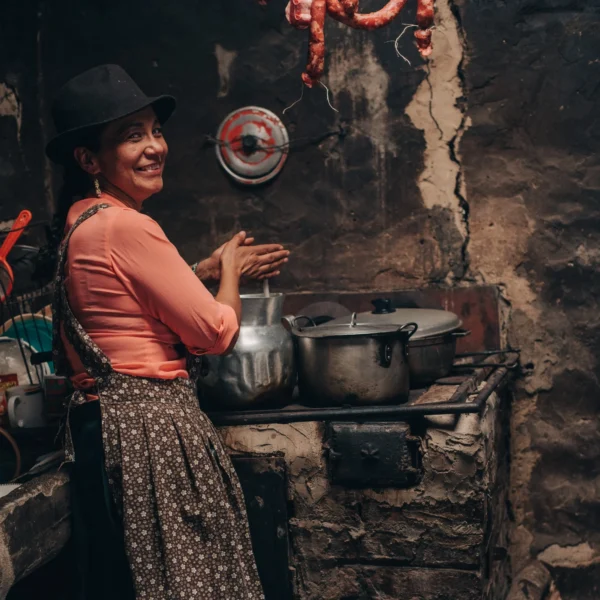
[328,300,462,340]
[297,301,352,320]
[291,315,418,339]
[215,106,289,185]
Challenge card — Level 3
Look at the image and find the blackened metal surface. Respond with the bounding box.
[232,457,293,600]
[327,422,422,488]
[207,398,476,426]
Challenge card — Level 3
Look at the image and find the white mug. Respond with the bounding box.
[6,386,47,429]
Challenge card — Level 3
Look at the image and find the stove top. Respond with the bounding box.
[205,351,518,426]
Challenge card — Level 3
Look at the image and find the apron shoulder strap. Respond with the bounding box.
[52,203,114,380]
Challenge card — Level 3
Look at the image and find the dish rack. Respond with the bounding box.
[0,285,54,386]
[0,285,56,481]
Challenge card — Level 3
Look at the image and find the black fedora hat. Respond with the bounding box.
[46,64,176,164]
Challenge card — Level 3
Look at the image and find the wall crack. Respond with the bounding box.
[425,64,445,140]
[405,0,471,282]
[447,0,470,279]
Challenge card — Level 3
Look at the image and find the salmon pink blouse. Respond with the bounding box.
[62,194,238,390]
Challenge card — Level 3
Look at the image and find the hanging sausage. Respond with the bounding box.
[262,0,436,87]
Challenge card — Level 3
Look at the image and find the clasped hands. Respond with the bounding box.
[194,232,289,282]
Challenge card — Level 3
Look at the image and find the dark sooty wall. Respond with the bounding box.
[0,0,599,597]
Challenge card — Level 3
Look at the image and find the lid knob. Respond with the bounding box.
[241,134,259,155]
[371,298,396,315]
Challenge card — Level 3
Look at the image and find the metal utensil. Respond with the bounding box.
[0,211,33,303]
[199,293,296,409]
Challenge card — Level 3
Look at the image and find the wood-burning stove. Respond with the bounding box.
[219,353,514,599]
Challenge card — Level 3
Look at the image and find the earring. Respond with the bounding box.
[94,178,102,198]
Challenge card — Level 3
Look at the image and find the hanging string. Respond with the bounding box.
[319,81,339,113]
[283,80,339,114]
[386,23,418,66]
[283,84,305,114]
[387,23,437,66]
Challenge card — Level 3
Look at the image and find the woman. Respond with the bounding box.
[47,64,288,600]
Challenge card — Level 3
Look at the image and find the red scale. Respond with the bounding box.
[215,106,289,185]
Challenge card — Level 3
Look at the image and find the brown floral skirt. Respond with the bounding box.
[72,374,264,600]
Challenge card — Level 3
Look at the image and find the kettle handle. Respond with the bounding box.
[281,315,316,332]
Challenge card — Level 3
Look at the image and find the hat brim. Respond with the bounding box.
[45,94,176,165]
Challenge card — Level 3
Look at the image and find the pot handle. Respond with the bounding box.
[399,322,419,339]
[451,328,471,337]
[378,343,393,368]
[281,315,317,332]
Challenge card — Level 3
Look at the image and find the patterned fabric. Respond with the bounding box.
[53,204,264,600]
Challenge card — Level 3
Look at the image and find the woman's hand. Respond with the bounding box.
[216,232,289,327]
[219,232,289,280]
[197,232,289,281]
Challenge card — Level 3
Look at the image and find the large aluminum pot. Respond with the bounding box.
[328,300,470,386]
[287,315,418,406]
[199,294,296,408]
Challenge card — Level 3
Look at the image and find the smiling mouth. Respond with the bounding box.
[136,163,162,173]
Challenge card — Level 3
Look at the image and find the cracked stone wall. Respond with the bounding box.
[454,1,600,598]
[0,0,599,598]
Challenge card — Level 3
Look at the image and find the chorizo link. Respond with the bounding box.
[339,0,359,17]
[302,0,327,87]
[285,0,313,29]
[326,0,409,31]
[415,0,434,56]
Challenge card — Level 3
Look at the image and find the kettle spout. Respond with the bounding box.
[281,315,295,332]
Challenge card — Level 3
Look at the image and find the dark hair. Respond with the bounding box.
[34,127,103,281]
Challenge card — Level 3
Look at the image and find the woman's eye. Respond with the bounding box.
[127,132,142,141]
[153,127,163,136]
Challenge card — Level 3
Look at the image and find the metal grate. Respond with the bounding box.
[206,351,519,426]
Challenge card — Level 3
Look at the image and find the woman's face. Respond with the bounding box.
[83,107,168,203]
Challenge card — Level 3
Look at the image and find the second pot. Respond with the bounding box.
[328,300,470,386]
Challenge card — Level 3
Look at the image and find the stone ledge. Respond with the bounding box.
[0,471,70,599]
[298,564,482,600]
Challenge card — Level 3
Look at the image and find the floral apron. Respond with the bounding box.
[52,204,265,600]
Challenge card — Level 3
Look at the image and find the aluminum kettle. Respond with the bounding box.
[199,293,296,408]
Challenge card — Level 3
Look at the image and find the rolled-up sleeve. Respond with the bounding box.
[107,209,238,355]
